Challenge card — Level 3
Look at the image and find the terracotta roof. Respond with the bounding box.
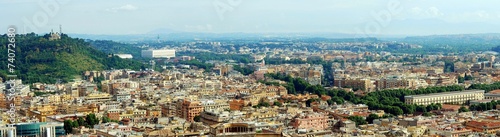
[489,89,500,94]
[467,120,500,129]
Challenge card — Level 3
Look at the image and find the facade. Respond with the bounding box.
[404,90,485,105]
[178,100,204,122]
[106,109,121,121]
[0,126,16,137]
[201,99,230,111]
[141,50,176,58]
[14,122,65,137]
[210,123,257,136]
[229,99,247,111]
[485,92,500,100]
[0,93,22,109]
[84,93,112,103]
[200,111,244,125]
[333,78,374,92]
[40,122,65,137]
[114,54,133,59]
[375,78,415,90]
[466,120,500,134]
[291,112,328,131]
[161,101,177,117]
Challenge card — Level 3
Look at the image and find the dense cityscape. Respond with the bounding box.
[4,1,500,137]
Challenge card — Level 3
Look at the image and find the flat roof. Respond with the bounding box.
[404,90,484,99]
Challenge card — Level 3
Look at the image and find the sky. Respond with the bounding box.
[2,0,500,36]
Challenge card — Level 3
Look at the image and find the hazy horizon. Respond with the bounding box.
[3,0,500,36]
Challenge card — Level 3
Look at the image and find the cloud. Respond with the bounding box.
[446,10,499,23]
[106,4,138,12]
[409,6,444,19]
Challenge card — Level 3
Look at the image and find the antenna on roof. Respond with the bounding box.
[157,34,160,43]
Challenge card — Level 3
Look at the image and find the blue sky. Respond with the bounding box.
[2,0,500,36]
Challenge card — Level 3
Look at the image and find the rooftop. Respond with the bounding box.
[404,90,484,99]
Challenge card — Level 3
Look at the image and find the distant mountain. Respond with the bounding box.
[0,33,146,83]
[396,33,500,52]
[147,28,180,34]
[88,40,143,58]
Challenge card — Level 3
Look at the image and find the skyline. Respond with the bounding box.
[2,0,500,36]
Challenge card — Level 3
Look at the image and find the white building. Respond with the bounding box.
[141,50,175,58]
[404,90,485,105]
[114,54,133,59]
[0,126,16,137]
[40,122,64,137]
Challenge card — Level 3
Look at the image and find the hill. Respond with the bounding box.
[0,33,146,84]
[88,40,143,58]
[399,33,500,53]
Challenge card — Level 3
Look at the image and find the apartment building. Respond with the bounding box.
[84,93,112,103]
[178,99,204,122]
[375,78,416,90]
[291,112,328,131]
[200,99,230,111]
[334,78,374,92]
[466,120,500,134]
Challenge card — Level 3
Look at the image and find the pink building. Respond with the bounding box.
[291,112,328,130]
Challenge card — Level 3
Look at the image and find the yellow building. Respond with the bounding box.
[120,108,147,120]
[27,105,59,122]
[84,93,112,103]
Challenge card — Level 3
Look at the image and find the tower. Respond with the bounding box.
[59,25,62,34]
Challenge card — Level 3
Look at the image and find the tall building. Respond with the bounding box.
[0,126,16,137]
[141,50,175,58]
[40,123,65,137]
[178,99,203,122]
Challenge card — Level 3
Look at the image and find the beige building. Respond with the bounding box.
[375,78,416,90]
[334,78,374,92]
[404,90,484,105]
[84,93,112,103]
[201,99,230,111]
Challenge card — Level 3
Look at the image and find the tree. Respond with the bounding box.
[102,116,111,123]
[77,117,86,127]
[458,106,469,113]
[464,74,474,81]
[444,61,455,73]
[64,120,73,134]
[422,112,432,117]
[458,76,465,83]
[348,116,367,126]
[258,102,270,107]
[86,113,99,127]
[274,101,283,107]
[71,120,79,128]
[366,114,379,124]
[194,115,201,122]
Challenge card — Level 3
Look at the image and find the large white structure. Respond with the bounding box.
[404,90,484,105]
[141,50,175,58]
[114,54,133,59]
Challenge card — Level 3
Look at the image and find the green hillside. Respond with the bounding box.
[88,40,143,59]
[0,33,146,84]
